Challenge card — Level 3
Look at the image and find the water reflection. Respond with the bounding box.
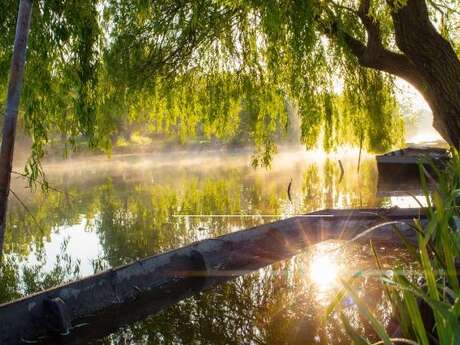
[78,241,408,345]
[308,242,343,303]
[1,149,420,343]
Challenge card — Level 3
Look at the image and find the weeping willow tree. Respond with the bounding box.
[96,0,408,159]
[2,0,460,171]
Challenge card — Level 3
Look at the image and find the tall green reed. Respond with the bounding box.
[328,150,460,344]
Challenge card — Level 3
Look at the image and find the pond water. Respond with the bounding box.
[2,148,420,344]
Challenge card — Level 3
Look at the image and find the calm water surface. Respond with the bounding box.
[2,149,419,344]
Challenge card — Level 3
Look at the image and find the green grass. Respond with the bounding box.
[329,150,460,344]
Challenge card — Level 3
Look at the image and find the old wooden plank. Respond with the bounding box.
[0,208,424,344]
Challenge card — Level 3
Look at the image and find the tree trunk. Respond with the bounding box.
[0,0,33,255]
[390,0,460,147]
[340,0,460,147]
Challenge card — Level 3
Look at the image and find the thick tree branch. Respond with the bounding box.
[357,0,382,51]
[387,0,460,144]
[340,31,425,94]
[326,0,428,98]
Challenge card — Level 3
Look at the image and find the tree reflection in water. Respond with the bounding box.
[98,242,409,345]
[0,152,411,343]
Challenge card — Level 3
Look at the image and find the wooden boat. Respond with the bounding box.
[376,147,449,194]
[0,208,425,344]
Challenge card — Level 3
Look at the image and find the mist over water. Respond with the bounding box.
[3,148,417,344]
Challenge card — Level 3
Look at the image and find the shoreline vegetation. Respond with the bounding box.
[1,145,458,343]
[330,150,460,344]
[1,0,460,343]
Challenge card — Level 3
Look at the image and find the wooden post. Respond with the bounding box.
[0,0,33,254]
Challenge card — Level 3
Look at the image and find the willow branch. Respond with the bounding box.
[328,0,357,14]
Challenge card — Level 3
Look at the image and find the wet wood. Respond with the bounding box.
[376,147,448,165]
[0,207,425,344]
[376,147,449,194]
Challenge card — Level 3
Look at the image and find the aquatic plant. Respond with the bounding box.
[330,150,460,344]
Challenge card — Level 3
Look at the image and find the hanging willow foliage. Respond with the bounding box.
[5,0,454,173]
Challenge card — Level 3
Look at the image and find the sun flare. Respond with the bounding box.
[309,254,339,288]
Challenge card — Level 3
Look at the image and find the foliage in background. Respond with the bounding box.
[0,0,416,174]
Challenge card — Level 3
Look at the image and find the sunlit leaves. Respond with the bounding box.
[0,0,418,172]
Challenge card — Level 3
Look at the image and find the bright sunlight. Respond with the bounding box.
[309,250,340,289]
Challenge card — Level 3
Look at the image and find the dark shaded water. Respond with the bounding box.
[2,149,419,344]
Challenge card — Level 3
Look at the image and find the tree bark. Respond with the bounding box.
[340,0,460,147]
[389,0,460,147]
[0,0,33,255]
